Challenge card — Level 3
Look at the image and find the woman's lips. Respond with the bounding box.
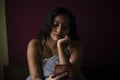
[54,34,63,39]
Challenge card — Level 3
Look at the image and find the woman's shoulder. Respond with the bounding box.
[69,40,81,48]
[68,40,83,56]
[68,40,83,52]
[28,38,43,48]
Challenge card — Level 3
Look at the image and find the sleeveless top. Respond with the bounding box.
[42,49,70,80]
[26,40,86,80]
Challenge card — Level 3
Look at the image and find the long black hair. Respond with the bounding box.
[37,7,80,41]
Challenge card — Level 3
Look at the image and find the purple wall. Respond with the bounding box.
[5,0,119,66]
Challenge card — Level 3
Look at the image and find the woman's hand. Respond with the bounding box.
[48,72,68,80]
[57,35,70,48]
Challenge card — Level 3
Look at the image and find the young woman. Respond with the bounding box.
[26,7,86,80]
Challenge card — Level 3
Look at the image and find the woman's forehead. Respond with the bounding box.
[54,14,70,23]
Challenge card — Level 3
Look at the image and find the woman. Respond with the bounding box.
[26,7,85,80]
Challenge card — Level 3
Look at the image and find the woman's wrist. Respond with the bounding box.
[57,41,63,48]
[57,43,66,51]
[34,78,43,80]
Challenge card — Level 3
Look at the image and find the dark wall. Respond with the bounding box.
[5,0,119,66]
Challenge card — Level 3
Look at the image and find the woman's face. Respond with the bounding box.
[50,14,70,41]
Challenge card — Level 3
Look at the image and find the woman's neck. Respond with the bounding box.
[46,38,57,50]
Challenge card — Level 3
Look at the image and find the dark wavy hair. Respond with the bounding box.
[37,7,80,41]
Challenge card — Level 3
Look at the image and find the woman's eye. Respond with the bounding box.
[63,26,68,28]
[52,21,70,29]
[62,24,69,28]
[52,22,59,27]
[63,26,69,30]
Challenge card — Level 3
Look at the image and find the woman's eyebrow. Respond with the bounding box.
[54,20,69,24]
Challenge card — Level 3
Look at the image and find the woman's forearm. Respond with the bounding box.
[32,78,43,80]
[57,45,70,65]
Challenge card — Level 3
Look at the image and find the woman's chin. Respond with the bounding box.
[53,38,61,41]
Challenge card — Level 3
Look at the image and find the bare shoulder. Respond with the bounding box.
[28,39,42,47]
[27,39,43,52]
[27,39,43,57]
[69,40,82,49]
[69,40,83,60]
[68,40,83,55]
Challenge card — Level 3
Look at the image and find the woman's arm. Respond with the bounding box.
[27,39,43,80]
[57,36,71,65]
[69,41,83,78]
[57,37,83,78]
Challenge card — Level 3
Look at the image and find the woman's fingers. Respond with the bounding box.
[54,72,68,80]
[48,72,68,80]
[57,35,70,47]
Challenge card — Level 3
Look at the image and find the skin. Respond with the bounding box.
[27,14,83,80]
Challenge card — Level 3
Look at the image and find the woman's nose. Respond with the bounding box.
[56,24,62,32]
